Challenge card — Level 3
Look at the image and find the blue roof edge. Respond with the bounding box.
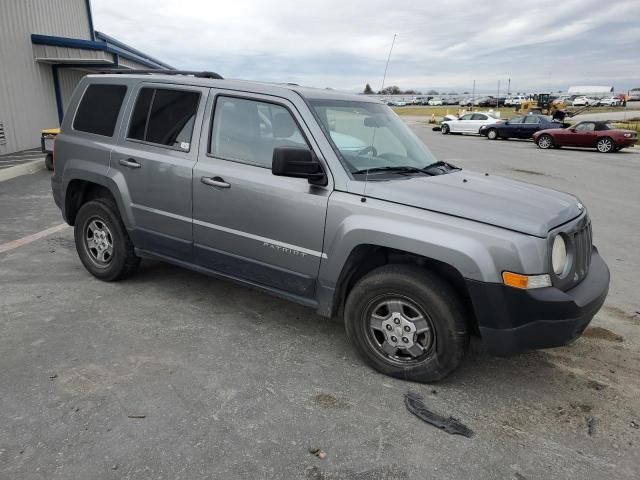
[31,33,174,70]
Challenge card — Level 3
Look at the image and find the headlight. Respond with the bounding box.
[552,235,567,275]
[624,133,632,138]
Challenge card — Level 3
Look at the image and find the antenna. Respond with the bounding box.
[380,33,397,93]
[364,34,397,202]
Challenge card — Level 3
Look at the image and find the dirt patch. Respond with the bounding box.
[603,305,633,320]
[312,393,351,409]
[511,168,546,176]
[583,327,623,343]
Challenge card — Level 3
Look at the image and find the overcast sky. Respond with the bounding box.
[92,0,640,93]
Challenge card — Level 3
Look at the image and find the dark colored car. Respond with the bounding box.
[478,96,506,107]
[533,121,638,153]
[480,115,563,140]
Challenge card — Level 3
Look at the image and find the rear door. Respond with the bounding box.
[470,114,489,134]
[111,82,208,257]
[192,91,331,298]
[454,114,474,132]
[521,115,541,138]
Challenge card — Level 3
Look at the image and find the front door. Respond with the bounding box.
[192,92,331,299]
[111,83,208,257]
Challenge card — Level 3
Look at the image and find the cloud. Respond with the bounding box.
[91,0,640,92]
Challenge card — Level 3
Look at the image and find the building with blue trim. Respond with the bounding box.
[0,0,173,155]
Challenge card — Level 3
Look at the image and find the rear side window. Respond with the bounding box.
[127,87,200,150]
[73,84,127,137]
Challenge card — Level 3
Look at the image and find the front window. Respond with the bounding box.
[309,100,439,176]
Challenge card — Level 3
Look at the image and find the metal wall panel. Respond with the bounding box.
[0,0,92,154]
[58,68,88,112]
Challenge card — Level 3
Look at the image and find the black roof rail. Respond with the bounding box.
[96,69,223,80]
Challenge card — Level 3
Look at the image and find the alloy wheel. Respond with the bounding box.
[365,295,435,364]
[597,137,614,153]
[84,217,114,266]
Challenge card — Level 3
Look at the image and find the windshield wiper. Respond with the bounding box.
[353,166,425,175]
[422,161,461,174]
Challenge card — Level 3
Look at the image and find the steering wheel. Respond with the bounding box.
[357,146,378,156]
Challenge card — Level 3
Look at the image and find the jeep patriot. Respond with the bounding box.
[50,71,610,381]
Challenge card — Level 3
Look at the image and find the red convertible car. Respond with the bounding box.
[533,121,637,153]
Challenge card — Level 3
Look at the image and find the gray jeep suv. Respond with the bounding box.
[51,71,610,382]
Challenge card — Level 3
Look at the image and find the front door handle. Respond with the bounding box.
[201,176,230,188]
[119,158,141,169]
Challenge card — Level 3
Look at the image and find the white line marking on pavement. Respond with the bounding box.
[0,223,70,254]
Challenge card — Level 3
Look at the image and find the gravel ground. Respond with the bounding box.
[0,126,639,480]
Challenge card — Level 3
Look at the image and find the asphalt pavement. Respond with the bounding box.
[1,128,639,479]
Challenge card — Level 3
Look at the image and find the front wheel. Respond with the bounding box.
[344,265,469,382]
[536,134,553,149]
[596,137,615,153]
[487,128,498,140]
[441,124,450,135]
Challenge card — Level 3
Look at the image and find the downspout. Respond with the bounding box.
[52,65,64,124]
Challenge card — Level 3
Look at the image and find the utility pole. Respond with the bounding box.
[380,33,397,93]
[507,77,511,96]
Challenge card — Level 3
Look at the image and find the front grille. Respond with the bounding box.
[572,220,592,284]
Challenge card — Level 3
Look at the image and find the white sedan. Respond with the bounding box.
[572,96,595,107]
[441,112,501,135]
[428,98,443,106]
[597,97,621,106]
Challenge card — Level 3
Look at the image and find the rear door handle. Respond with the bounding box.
[119,158,141,169]
[201,176,230,188]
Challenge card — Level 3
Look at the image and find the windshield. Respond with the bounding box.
[309,99,439,176]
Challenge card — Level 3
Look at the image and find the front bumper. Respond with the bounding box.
[466,248,609,356]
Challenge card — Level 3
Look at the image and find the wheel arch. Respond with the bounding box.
[62,165,132,227]
[324,244,481,335]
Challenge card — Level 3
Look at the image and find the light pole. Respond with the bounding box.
[472,80,476,110]
[496,80,500,108]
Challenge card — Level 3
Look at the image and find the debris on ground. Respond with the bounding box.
[309,448,327,460]
[586,380,606,391]
[127,414,146,419]
[582,327,624,343]
[404,391,473,437]
[631,420,639,429]
[49,373,57,380]
[587,417,595,436]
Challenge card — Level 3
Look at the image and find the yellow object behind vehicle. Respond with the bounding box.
[41,128,60,171]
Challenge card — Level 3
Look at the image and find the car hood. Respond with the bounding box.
[360,171,582,237]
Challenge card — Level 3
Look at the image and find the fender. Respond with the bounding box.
[61,159,134,228]
[316,192,548,316]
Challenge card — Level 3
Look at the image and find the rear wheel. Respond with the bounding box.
[74,199,140,281]
[344,265,469,382]
[441,124,450,135]
[596,137,615,153]
[536,134,553,149]
[487,128,498,140]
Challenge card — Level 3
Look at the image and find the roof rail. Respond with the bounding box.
[96,69,223,80]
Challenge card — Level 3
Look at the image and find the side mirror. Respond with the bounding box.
[272,147,327,186]
[569,127,576,132]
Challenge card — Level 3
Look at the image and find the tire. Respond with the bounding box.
[74,198,140,281]
[344,264,469,383]
[441,124,450,135]
[596,136,615,153]
[45,153,54,171]
[487,128,498,140]
[536,134,553,149]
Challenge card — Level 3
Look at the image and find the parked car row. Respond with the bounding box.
[440,113,637,153]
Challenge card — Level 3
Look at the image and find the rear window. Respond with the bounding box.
[73,84,127,137]
[127,87,200,150]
